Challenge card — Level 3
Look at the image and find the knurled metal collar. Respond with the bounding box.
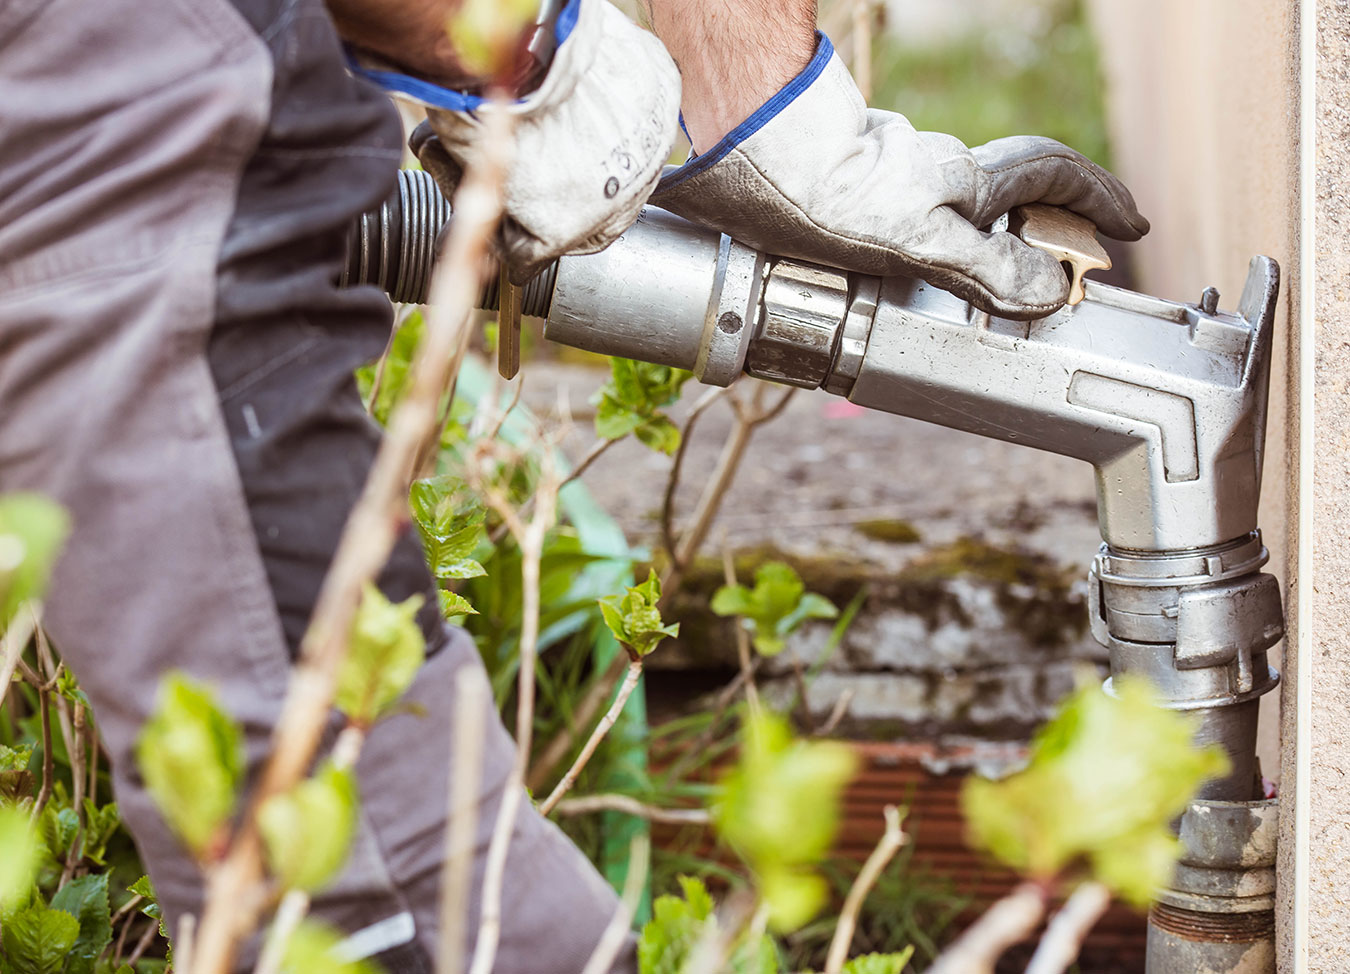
[745,258,849,389]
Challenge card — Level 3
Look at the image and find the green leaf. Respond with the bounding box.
[840,949,916,974]
[50,873,112,974]
[39,804,78,866]
[713,713,858,932]
[0,906,80,974]
[281,919,383,974]
[77,800,120,867]
[632,416,682,456]
[437,590,477,619]
[0,805,40,913]
[127,875,166,947]
[0,745,32,773]
[962,677,1231,905]
[597,569,679,658]
[637,876,777,974]
[0,493,70,630]
[336,584,426,728]
[259,763,359,893]
[711,562,837,658]
[591,359,691,454]
[409,477,488,583]
[0,745,34,804]
[135,674,244,860]
[54,669,89,710]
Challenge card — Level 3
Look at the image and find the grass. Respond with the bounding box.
[869,0,1112,168]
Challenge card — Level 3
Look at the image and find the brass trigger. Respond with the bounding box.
[497,262,522,380]
[1011,203,1111,306]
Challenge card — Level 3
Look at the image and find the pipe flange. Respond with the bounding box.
[745,258,849,389]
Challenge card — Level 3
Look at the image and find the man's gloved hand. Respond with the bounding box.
[651,36,1149,321]
[360,0,681,284]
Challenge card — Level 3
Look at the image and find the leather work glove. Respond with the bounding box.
[651,36,1149,321]
[355,0,681,284]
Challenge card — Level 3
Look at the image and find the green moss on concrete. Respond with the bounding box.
[649,535,1087,672]
[854,518,924,544]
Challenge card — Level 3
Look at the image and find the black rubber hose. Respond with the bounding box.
[340,168,557,316]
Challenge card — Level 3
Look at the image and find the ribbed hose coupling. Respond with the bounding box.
[340,168,556,316]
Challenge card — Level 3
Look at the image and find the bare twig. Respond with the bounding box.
[31,678,53,820]
[825,805,907,974]
[483,373,526,446]
[190,97,515,974]
[659,385,730,563]
[60,701,87,884]
[253,889,310,974]
[560,436,617,489]
[578,834,650,974]
[176,913,197,974]
[126,919,161,966]
[85,717,98,807]
[34,623,74,769]
[466,444,561,974]
[552,793,711,826]
[661,659,759,785]
[851,0,874,101]
[925,882,1049,974]
[1024,882,1112,974]
[663,383,795,596]
[525,653,626,794]
[815,688,855,737]
[108,894,145,965]
[721,545,761,719]
[539,657,643,815]
[330,725,365,771]
[0,602,37,697]
[436,668,490,974]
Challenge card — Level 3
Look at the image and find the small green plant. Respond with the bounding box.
[409,476,487,619]
[637,875,778,974]
[599,569,680,660]
[259,763,359,894]
[963,676,1230,905]
[714,713,859,932]
[336,585,428,729]
[0,493,68,630]
[592,358,692,455]
[136,676,244,861]
[712,561,838,656]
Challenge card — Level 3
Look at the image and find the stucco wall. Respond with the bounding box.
[1084,0,1304,967]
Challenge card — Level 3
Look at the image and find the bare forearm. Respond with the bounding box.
[645,0,817,153]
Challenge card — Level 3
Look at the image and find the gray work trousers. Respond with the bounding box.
[0,0,631,970]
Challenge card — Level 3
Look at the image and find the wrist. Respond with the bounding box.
[651,5,817,154]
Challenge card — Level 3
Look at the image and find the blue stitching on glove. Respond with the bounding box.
[555,0,579,44]
[656,32,834,194]
[346,0,581,112]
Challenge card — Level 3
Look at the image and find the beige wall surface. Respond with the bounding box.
[1304,5,1350,970]
[1085,0,1305,967]
[1086,0,1297,770]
